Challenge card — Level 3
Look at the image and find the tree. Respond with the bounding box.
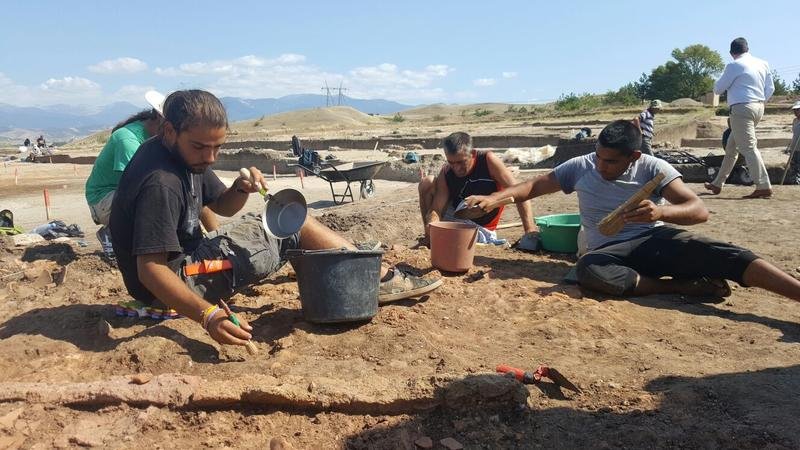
[643,44,724,101]
[772,70,789,96]
[605,83,640,106]
[645,61,690,101]
[633,73,650,100]
[671,45,724,80]
[793,72,800,95]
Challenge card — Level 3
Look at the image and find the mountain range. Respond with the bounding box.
[0,94,412,143]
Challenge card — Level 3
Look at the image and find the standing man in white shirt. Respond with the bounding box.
[705,37,775,199]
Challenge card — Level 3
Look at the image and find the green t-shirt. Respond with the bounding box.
[85,121,150,205]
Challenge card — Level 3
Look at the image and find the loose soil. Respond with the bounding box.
[2,154,800,448]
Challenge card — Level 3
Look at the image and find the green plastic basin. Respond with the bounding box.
[534,213,581,253]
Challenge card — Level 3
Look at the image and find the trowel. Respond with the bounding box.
[453,196,515,220]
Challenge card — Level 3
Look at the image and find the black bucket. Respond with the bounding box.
[287,248,383,323]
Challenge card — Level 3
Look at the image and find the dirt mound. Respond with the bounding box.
[237,106,381,131]
[401,103,516,119]
[696,120,727,138]
[670,98,703,107]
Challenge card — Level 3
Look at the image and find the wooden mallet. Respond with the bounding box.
[598,173,665,237]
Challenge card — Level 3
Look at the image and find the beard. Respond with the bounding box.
[167,140,207,174]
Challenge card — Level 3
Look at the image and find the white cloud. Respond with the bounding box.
[502,71,518,79]
[0,72,35,105]
[0,54,458,107]
[473,78,496,87]
[154,54,310,77]
[88,57,148,74]
[0,74,105,106]
[37,76,103,105]
[40,76,100,92]
[111,85,160,105]
[349,63,452,89]
[154,54,454,103]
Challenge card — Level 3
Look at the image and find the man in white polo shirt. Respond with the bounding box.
[705,37,774,199]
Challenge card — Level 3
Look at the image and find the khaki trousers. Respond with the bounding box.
[711,102,771,190]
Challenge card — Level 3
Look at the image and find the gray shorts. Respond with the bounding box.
[179,213,300,301]
[89,191,115,226]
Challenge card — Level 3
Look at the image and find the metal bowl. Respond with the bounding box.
[261,188,307,239]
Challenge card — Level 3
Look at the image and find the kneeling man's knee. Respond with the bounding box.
[575,254,633,296]
[418,175,435,195]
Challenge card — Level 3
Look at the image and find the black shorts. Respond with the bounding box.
[575,227,758,295]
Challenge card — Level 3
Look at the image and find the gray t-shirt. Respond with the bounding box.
[554,153,681,250]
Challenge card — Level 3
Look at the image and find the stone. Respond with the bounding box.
[414,436,433,449]
[440,437,464,450]
[270,362,290,377]
[270,437,294,450]
[0,407,23,430]
[275,336,294,350]
[8,233,44,247]
[23,268,52,286]
[130,373,153,385]
[69,432,103,447]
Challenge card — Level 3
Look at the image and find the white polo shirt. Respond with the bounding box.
[714,53,774,106]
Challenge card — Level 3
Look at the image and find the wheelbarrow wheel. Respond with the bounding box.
[360,180,375,199]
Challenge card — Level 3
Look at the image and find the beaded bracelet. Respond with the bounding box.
[203,308,223,331]
[201,305,219,329]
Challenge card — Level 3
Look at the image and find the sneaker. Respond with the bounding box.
[115,299,149,318]
[115,299,179,320]
[355,240,382,251]
[96,226,116,261]
[379,268,443,303]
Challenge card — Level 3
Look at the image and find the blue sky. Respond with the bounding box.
[1,0,798,108]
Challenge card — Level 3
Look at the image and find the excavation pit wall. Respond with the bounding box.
[46,124,788,184]
[213,137,596,183]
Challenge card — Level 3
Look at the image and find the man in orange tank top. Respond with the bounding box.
[418,132,536,243]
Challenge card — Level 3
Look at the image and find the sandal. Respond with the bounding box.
[741,189,772,199]
[703,182,721,195]
[680,277,731,303]
[379,268,442,303]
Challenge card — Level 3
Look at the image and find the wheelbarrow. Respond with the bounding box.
[291,161,387,204]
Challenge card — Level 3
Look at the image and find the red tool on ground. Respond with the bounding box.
[496,364,581,393]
